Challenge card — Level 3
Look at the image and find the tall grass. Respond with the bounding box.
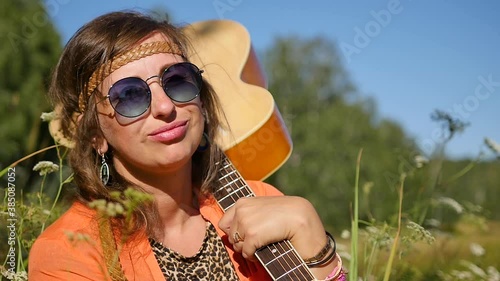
[343,111,500,280]
[1,111,500,280]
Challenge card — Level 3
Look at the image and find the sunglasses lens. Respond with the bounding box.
[108,77,151,118]
[161,63,202,103]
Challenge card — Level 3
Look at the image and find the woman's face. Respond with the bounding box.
[96,33,204,179]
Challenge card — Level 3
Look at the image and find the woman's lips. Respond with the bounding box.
[148,121,188,142]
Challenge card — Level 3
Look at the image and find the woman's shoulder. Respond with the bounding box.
[28,201,109,280]
[30,201,101,258]
[36,201,98,241]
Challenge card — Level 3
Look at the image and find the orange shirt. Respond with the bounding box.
[29,181,282,281]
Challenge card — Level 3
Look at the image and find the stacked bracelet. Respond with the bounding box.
[303,231,336,267]
[324,253,346,281]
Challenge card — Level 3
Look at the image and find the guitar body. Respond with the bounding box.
[183,20,292,180]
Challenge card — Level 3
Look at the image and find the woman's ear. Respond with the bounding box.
[201,106,208,124]
[92,136,109,155]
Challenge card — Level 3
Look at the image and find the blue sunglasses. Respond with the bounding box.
[100,62,203,118]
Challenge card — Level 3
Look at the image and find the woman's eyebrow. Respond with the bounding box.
[161,62,176,71]
[159,59,186,73]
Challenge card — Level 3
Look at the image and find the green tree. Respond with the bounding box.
[0,0,62,189]
[263,36,421,230]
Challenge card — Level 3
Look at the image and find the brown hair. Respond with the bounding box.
[49,11,224,235]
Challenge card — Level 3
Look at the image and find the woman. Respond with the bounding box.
[29,11,345,281]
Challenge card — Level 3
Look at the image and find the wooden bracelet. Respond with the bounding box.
[303,231,336,267]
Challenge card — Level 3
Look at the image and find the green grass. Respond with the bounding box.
[340,219,500,280]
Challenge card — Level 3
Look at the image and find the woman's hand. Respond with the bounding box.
[218,196,327,262]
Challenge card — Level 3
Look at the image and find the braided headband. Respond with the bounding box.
[78,41,184,113]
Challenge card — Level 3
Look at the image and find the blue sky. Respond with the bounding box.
[47,0,499,159]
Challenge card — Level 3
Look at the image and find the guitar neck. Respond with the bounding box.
[213,155,315,281]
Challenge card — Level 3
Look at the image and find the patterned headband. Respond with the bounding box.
[78,41,184,113]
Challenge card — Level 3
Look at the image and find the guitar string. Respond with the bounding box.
[215,158,242,210]
[224,158,255,199]
[275,240,312,280]
[222,158,247,210]
[215,156,314,280]
[216,158,253,211]
[261,241,309,281]
[270,242,295,280]
[276,237,315,280]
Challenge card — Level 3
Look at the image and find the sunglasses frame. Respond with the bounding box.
[96,62,204,118]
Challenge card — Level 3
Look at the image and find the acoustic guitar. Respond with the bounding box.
[184,20,317,281]
[183,20,292,181]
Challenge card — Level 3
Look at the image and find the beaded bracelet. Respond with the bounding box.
[323,253,346,281]
[303,231,336,267]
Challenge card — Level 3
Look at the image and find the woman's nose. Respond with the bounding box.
[148,79,175,118]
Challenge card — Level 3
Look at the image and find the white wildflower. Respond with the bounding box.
[461,260,487,278]
[469,242,485,257]
[1,269,10,279]
[105,202,125,217]
[33,161,59,176]
[88,199,107,212]
[485,137,500,154]
[406,221,435,244]
[14,271,28,281]
[75,233,91,242]
[362,182,374,195]
[366,226,378,235]
[365,225,393,247]
[436,197,464,214]
[114,203,124,215]
[1,269,28,281]
[414,155,429,168]
[425,218,441,228]
[455,270,473,280]
[340,229,350,239]
[487,266,500,281]
[40,111,56,122]
[65,230,92,244]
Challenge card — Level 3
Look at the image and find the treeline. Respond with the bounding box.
[262,36,500,232]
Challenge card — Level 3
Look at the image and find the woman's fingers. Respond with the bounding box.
[218,196,327,261]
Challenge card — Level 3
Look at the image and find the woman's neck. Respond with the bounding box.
[108,156,207,256]
[113,158,200,228]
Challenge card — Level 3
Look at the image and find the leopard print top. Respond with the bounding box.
[149,222,240,281]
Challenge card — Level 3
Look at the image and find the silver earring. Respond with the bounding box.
[99,150,110,185]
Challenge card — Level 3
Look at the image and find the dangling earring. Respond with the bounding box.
[98,149,110,185]
[197,133,210,152]
[202,110,209,124]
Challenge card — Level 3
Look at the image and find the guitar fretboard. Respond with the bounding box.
[214,155,315,281]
